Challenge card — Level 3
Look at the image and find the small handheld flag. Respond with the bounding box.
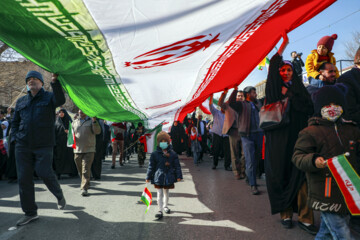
[141,187,152,213]
[327,154,360,216]
[67,122,76,149]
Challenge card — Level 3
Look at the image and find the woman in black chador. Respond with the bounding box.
[264,34,315,231]
[170,121,186,155]
[54,109,77,178]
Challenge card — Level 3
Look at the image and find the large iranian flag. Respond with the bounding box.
[0,0,335,127]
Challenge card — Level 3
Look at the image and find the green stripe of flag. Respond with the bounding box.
[0,0,146,122]
[337,155,360,195]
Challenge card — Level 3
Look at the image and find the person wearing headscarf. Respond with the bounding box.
[264,34,315,233]
[170,121,186,155]
[54,109,77,179]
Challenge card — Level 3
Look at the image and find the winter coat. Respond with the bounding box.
[170,124,186,154]
[292,117,360,215]
[146,146,183,187]
[305,50,339,79]
[72,117,101,153]
[337,67,360,125]
[11,81,65,148]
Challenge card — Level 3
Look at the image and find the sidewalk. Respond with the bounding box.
[0,153,356,240]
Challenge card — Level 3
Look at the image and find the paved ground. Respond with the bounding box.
[0,153,358,240]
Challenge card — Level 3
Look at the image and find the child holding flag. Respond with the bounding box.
[146,131,183,219]
[292,84,360,239]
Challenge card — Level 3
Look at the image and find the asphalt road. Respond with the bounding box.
[0,153,358,240]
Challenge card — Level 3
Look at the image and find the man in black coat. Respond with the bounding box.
[11,71,66,226]
[291,51,304,77]
[337,47,360,234]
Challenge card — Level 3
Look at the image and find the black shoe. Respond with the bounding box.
[251,186,259,195]
[281,219,293,229]
[225,167,232,171]
[212,165,216,170]
[155,211,163,219]
[111,165,115,169]
[16,214,39,226]
[298,221,317,235]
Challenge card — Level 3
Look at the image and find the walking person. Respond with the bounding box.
[190,127,202,166]
[91,118,104,179]
[110,122,126,168]
[264,34,315,233]
[72,109,101,196]
[134,122,146,167]
[229,86,263,195]
[209,94,231,171]
[146,131,183,219]
[169,121,186,155]
[218,89,246,179]
[11,71,66,226]
[53,109,77,179]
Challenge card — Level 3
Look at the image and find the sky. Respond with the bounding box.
[238,0,360,89]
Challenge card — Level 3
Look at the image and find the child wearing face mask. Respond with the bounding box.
[145,131,183,219]
[292,84,360,239]
[305,34,340,87]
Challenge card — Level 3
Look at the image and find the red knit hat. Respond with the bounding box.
[317,34,337,52]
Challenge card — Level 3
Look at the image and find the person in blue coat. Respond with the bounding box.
[146,131,183,219]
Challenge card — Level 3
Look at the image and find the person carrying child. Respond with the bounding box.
[190,127,202,166]
[292,84,360,239]
[145,131,183,219]
[305,34,340,87]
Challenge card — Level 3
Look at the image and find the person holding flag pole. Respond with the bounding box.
[145,131,183,219]
[292,84,360,239]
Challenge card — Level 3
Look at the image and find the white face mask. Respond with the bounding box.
[321,104,343,122]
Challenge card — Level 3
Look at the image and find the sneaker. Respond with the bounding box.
[57,197,66,210]
[81,189,88,196]
[281,219,293,229]
[251,186,259,195]
[298,221,318,235]
[239,173,246,179]
[155,211,163,219]
[164,207,171,214]
[16,214,39,226]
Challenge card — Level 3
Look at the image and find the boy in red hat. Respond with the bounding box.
[305,34,340,87]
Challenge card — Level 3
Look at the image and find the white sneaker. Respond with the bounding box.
[81,189,88,196]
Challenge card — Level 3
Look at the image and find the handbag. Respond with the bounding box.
[259,97,290,131]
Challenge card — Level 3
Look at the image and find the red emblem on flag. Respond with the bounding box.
[125,33,220,69]
[345,180,354,191]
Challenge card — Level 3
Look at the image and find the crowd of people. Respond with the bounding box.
[0,33,359,239]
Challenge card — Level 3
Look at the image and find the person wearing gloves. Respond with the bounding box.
[146,131,183,219]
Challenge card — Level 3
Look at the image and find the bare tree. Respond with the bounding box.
[344,31,360,61]
[0,41,25,62]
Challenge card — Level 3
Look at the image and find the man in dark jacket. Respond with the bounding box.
[337,47,360,234]
[229,86,263,195]
[11,71,66,226]
[291,51,305,77]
